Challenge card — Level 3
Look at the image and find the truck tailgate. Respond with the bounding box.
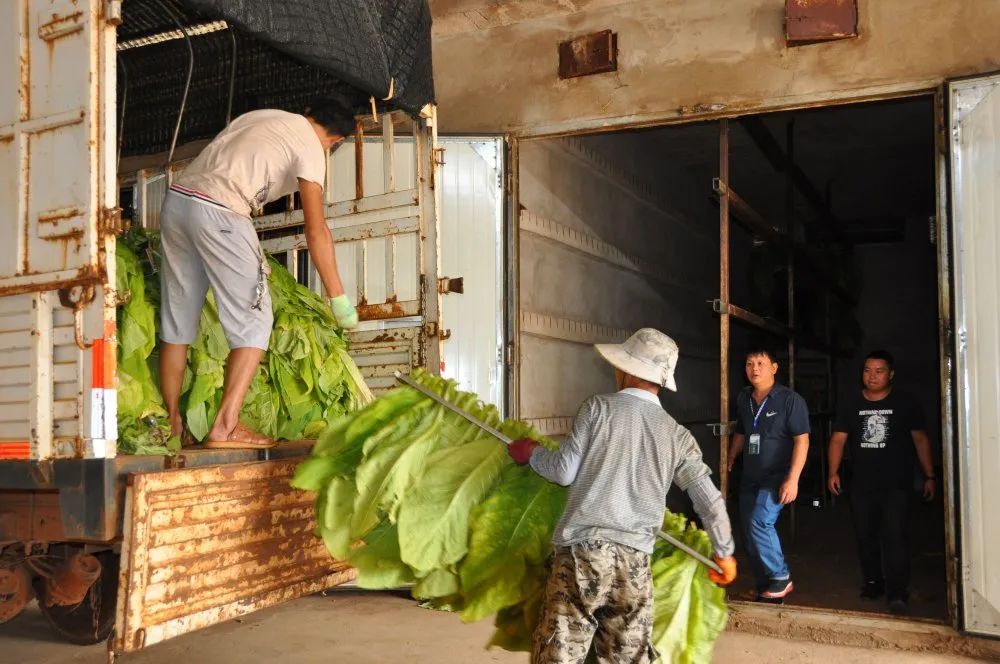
[113,457,353,653]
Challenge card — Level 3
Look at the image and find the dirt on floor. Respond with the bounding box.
[726,486,949,620]
[1,591,992,664]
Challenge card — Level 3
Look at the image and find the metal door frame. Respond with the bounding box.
[507,84,960,629]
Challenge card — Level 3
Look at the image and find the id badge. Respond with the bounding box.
[748,434,761,456]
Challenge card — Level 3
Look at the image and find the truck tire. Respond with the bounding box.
[35,550,119,645]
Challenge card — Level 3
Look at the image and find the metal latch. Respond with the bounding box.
[432,147,446,166]
[437,276,464,294]
[707,422,736,437]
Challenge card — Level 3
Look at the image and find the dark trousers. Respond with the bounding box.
[850,488,911,600]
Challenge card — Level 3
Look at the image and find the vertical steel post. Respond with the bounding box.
[785,120,798,541]
[719,120,731,498]
[354,119,365,201]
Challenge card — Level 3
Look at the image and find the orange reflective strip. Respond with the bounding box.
[91,338,115,389]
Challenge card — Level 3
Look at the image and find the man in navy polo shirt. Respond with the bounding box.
[727,348,810,601]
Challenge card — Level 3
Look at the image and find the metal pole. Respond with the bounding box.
[157,0,194,168]
[786,120,797,542]
[225,29,237,125]
[719,119,731,499]
[393,372,723,574]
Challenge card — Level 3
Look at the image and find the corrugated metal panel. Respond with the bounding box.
[0,295,33,447]
[0,0,115,295]
[114,458,354,653]
[51,306,82,455]
[950,74,1000,637]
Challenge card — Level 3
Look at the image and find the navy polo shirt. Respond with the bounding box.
[735,383,810,489]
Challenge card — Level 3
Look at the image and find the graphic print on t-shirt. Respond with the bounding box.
[860,409,891,448]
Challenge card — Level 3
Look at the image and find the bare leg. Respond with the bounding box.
[206,347,264,441]
[160,343,189,438]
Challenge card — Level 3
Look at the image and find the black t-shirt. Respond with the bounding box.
[833,390,925,492]
[735,384,811,489]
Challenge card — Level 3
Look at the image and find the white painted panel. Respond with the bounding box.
[950,74,1000,637]
[438,139,504,408]
[0,0,113,291]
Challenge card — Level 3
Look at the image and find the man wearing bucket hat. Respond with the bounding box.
[507,328,737,663]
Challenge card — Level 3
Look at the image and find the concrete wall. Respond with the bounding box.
[432,0,1000,134]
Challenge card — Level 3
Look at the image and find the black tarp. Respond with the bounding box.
[117,0,433,157]
[183,0,434,114]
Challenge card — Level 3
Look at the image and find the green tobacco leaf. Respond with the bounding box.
[317,476,356,560]
[351,405,440,539]
[413,568,460,600]
[348,521,415,589]
[397,438,510,574]
[460,466,566,622]
[650,519,727,664]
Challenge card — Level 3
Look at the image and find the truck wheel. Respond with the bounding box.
[0,564,32,624]
[35,551,120,645]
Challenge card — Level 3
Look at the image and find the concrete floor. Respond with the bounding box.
[1,591,991,664]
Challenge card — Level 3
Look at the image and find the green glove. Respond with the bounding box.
[330,294,359,329]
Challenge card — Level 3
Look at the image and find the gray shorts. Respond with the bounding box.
[158,190,272,350]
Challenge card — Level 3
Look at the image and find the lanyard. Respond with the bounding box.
[750,396,770,432]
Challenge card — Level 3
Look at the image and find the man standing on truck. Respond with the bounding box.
[827,350,936,615]
[506,328,738,663]
[158,99,358,449]
[727,348,810,603]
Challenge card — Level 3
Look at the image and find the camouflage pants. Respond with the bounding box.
[532,540,659,664]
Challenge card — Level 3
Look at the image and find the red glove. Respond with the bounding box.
[508,438,538,465]
[708,555,738,586]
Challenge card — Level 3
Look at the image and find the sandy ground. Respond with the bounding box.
[1,590,990,664]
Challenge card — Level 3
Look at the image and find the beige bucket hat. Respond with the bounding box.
[595,328,679,391]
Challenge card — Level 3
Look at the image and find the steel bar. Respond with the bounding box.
[718,120,731,499]
[394,372,511,443]
[157,0,194,168]
[712,179,783,242]
[786,120,797,544]
[714,300,792,338]
[355,120,365,201]
[393,373,723,574]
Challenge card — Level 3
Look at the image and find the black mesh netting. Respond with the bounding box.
[118,0,433,157]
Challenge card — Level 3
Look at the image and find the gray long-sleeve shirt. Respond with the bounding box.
[530,388,735,557]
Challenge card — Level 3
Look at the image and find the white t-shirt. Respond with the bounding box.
[175,109,327,218]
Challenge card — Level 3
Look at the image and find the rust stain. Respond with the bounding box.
[38,207,84,224]
[117,459,354,653]
[356,301,407,320]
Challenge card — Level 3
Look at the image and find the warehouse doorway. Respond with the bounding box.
[514,95,949,621]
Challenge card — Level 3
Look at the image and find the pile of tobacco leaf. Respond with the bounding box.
[115,230,371,454]
[293,369,727,663]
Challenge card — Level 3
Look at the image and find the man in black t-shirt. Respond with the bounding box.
[827,350,936,615]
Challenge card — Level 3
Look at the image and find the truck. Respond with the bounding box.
[0,0,468,655]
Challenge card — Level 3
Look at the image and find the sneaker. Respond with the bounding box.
[888,597,909,615]
[760,578,794,599]
[860,581,885,600]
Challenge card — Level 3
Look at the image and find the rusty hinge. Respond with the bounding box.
[104,0,124,26]
[437,276,464,294]
[424,321,439,338]
[432,147,446,166]
[100,207,124,237]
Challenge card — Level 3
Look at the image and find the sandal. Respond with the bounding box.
[205,422,277,450]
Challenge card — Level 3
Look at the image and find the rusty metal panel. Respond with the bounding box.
[0,0,116,295]
[114,458,353,653]
[558,30,618,79]
[785,0,859,45]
